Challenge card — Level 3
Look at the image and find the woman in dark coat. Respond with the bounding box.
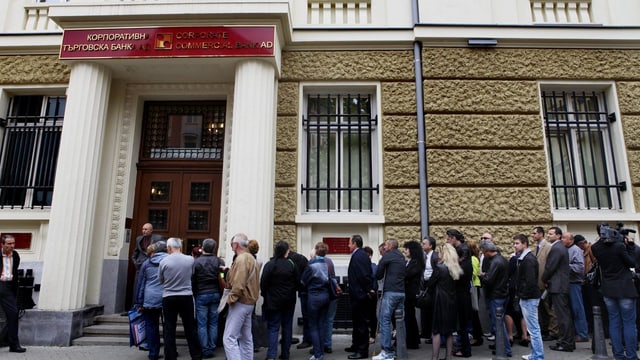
[426,243,464,360]
[260,241,299,360]
[403,240,425,349]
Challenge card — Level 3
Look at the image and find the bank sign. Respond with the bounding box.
[60,26,275,59]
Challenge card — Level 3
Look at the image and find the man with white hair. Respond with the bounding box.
[159,237,202,360]
[223,233,259,360]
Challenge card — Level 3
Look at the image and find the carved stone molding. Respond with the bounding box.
[107,83,234,256]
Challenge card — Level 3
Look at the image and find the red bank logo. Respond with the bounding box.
[155,33,173,50]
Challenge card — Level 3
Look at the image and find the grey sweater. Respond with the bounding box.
[159,252,194,297]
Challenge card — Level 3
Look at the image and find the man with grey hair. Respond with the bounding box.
[192,238,225,358]
[159,238,202,360]
[223,233,259,360]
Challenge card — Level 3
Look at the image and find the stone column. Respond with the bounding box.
[226,59,277,264]
[38,62,112,311]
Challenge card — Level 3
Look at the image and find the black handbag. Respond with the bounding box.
[416,287,431,308]
[585,261,602,289]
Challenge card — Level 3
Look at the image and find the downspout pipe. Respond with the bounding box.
[412,0,430,238]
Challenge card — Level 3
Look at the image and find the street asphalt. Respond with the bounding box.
[0,334,606,359]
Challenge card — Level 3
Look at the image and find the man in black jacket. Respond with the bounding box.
[373,238,406,360]
[345,235,374,359]
[479,242,512,357]
[592,225,638,360]
[513,234,543,360]
[446,229,473,358]
[0,235,26,353]
[192,238,225,358]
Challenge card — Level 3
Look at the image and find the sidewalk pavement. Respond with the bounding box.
[1,335,603,360]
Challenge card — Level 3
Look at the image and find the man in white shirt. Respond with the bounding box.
[420,236,437,341]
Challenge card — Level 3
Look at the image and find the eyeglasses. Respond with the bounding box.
[480,237,491,241]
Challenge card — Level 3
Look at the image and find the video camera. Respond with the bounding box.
[599,222,637,244]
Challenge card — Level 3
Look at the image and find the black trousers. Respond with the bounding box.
[0,282,19,348]
[455,290,472,355]
[162,295,202,360]
[351,297,369,355]
[551,292,575,349]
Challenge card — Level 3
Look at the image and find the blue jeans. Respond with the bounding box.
[379,291,405,355]
[265,307,294,359]
[195,292,221,356]
[520,298,544,360]
[324,298,338,349]
[308,290,329,359]
[569,283,589,339]
[299,293,311,343]
[488,298,512,356]
[143,308,162,360]
[604,297,638,360]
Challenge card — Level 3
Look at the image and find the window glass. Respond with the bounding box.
[542,90,621,210]
[0,95,65,209]
[302,91,378,213]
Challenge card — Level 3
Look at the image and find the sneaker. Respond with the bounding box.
[487,335,496,341]
[372,351,389,360]
[521,355,531,360]
[297,342,312,349]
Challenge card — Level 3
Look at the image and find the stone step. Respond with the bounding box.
[73,313,186,346]
[83,323,185,337]
[72,335,188,346]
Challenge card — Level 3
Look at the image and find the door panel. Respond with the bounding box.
[132,170,221,253]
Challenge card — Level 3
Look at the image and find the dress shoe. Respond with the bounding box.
[347,353,368,359]
[344,346,356,352]
[542,335,557,341]
[9,346,26,353]
[290,337,300,344]
[575,337,590,343]
[324,347,332,353]
[550,344,574,352]
[519,339,530,347]
[296,341,312,349]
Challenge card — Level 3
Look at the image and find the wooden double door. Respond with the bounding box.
[131,164,222,254]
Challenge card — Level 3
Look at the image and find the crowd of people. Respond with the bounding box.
[127,222,640,360]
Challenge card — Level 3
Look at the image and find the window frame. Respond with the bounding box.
[296,83,384,223]
[0,86,67,212]
[539,82,634,220]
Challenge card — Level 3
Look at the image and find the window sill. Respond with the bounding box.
[552,209,638,223]
[295,213,385,224]
[0,208,51,221]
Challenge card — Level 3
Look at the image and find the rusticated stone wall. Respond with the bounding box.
[275,47,640,250]
[423,47,640,249]
[275,50,420,249]
[0,55,70,84]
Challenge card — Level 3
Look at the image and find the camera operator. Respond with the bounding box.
[592,223,638,360]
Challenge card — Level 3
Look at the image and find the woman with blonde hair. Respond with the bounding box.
[426,243,463,360]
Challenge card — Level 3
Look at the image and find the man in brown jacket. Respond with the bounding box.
[223,233,259,360]
[533,226,559,341]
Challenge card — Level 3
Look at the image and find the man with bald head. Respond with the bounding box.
[133,223,164,270]
[562,231,589,342]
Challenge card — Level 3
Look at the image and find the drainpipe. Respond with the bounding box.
[412,0,429,238]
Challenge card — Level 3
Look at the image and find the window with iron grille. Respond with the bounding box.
[541,89,624,210]
[0,95,65,209]
[301,91,379,212]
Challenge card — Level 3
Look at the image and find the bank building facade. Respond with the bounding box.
[0,0,639,345]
